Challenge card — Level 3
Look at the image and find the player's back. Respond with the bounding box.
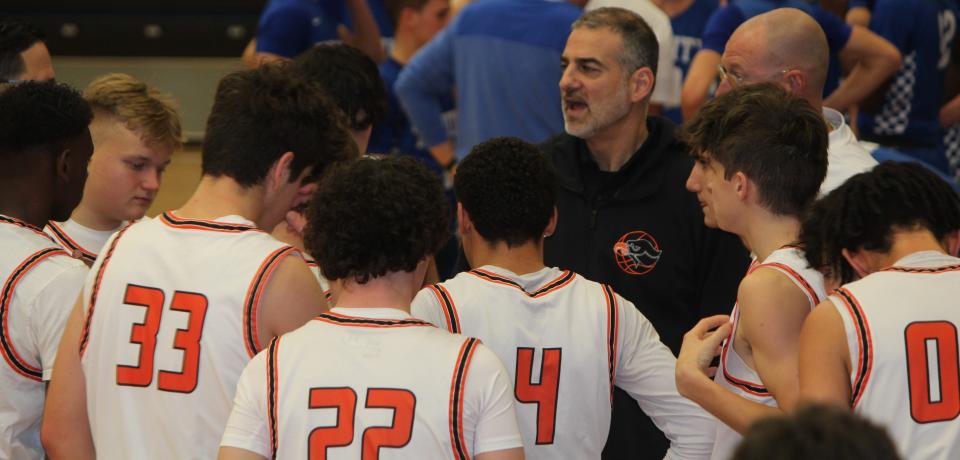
[412,265,625,459]
[252,308,518,459]
[833,251,960,460]
[78,211,296,460]
[0,216,87,459]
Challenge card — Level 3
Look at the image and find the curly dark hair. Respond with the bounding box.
[305,156,449,283]
[454,137,557,247]
[733,404,901,460]
[800,161,960,284]
[295,43,388,131]
[201,63,356,187]
[0,81,92,157]
[0,20,45,81]
[682,82,828,217]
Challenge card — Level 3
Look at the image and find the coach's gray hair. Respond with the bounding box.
[572,7,659,77]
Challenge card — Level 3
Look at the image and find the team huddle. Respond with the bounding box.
[2,5,960,460]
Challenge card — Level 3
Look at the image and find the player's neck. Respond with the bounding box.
[741,212,801,261]
[874,230,950,268]
[70,202,123,231]
[335,270,422,314]
[0,184,52,228]
[584,110,649,172]
[177,175,265,227]
[469,239,547,276]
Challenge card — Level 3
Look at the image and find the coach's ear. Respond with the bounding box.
[457,202,473,236]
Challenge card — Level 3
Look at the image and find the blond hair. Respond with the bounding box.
[84,73,182,151]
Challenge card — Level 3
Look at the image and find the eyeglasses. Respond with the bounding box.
[717,65,790,87]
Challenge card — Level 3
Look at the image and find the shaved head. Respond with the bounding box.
[723,8,829,103]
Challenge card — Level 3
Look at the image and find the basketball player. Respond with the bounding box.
[674,83,829,460]
[798,162,960,460]
[219,156,524,460]
[0,82,93,459]
[41,64,356,460]
[411,137,716,459]
[44,73,182,265]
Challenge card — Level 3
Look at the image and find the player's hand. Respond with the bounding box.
[676,314,731,398]
[272,210,307,251]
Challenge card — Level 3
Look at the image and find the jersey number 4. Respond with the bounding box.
[905,321,960,423]
[116,284,208,393]
[515,347,561,444]
[308,387,415,460]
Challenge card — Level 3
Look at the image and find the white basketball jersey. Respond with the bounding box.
[78,212,298,460]
[44,218,119,266]
[412,265,716,460]
[220,307,523,459]
[833,251,960,460]
[0,215,87,460]
[712,246,826,460]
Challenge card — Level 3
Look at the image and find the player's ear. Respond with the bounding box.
[733,171,748,200]
[457,203,472,236]
[945,229,960,257]
[267,151,296,192]
[542,207,558,239]
[841,248,871,279]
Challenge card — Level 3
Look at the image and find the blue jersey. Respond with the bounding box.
[857,0,959,151]
[701,0,852,96]
[369,57,455,174]
[665,0,720,124]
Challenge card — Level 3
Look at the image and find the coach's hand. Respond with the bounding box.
[675,314,731,400]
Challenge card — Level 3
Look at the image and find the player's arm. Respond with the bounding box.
[676,270,809,434]
[339,0,386,63]
[476,448,524,460]
[41,294,95,460]
[614,295,717,459]
[218,447,267,460]
[395,25,458,168]
[823,25,901,112]
[258,254,327,347]
[798,299,852,408]
[941,94,960,127]
[680,49,721,121]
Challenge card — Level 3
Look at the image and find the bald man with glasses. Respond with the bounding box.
[710,8,879,195]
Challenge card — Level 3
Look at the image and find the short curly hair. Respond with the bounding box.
[295,43,388,131]
[455,137,557,247]
[0,81,92,157]
[305,156,449,283]
[201,63,356,187]
[800,162,960,284]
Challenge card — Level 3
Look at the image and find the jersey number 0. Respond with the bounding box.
[116,284,208,393]
[905,321,960,423]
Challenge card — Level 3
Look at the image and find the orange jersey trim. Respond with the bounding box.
[467,268,576,298]
[449,337,479,460]
[755,262,823,306]
[720,306,771,397]
[428,284,461,333]
[267,336,280,460]
[0,248,68,381]
[45,221,98,264]
[882,264,960,274]
[836,288,874,409]
[602,285,618,404]
[79,224,133,358]
[160,211,262,233]
[243,246,297,357]
[313,312,433,328]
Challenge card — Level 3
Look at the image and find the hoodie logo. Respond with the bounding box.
[613,231,662,275]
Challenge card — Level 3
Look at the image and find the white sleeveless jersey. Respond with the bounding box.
[712,247,826,460]
[411,265,716,460]
[304,255,332,302]
[0,215,87,460]
[832,251,960,460]
[78,212,298,460]
[220,307,524,459]
[44,218,124,266]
